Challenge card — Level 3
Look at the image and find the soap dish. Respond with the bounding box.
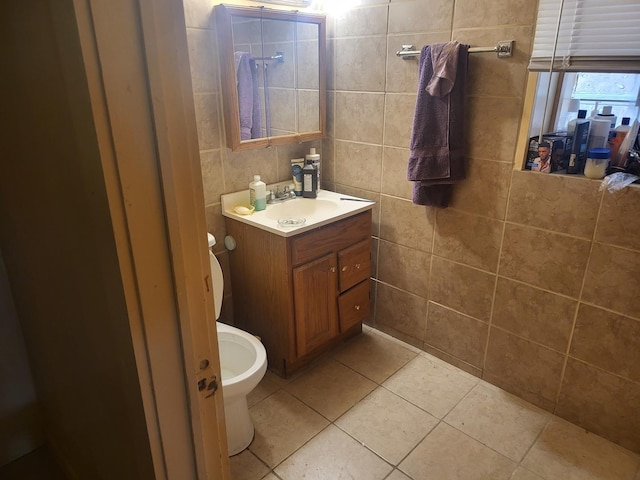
[277,217,306,228]
[233,204,255,215]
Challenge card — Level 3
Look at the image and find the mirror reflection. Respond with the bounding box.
[215,5,326,151]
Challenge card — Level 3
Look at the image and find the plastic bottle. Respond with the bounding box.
[609,117,631,167]
[305,148,321,191]
[290,158,304,196]
[302,160,317,198]
[595,105,617,131]
[249,175,266,211]
[567,109,588,135]
[587,115,612,151]
[584,148,610,179]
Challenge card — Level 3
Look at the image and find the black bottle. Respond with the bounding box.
[302,160,317,198]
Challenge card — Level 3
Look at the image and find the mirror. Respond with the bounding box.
[215,5,326,151]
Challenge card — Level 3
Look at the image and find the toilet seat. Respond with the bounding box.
[208,233,224,320]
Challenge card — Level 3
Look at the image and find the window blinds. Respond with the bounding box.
[529,0,640,73]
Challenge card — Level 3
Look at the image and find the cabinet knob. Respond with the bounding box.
[341,266,349,272]
[354,305,360,310]
[330,266,336,273]
[355,263,361,269]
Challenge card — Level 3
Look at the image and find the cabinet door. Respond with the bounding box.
[292,253,339,357]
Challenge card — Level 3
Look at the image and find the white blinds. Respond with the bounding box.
[529,0,640,72]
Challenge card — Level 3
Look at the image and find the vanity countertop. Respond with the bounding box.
[221,186,374,237]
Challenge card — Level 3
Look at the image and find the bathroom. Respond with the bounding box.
[1,0,639,478]
[186,0,640,458]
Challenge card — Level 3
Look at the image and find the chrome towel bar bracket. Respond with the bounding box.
[396,40,514,60]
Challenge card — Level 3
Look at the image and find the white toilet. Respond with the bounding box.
[208,233,267,456]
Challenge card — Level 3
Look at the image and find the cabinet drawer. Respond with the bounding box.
[338,239,370,292]
[338,281,370,332]
[291,212,371,266]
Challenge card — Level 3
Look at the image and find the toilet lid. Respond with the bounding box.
[209,251,224,320]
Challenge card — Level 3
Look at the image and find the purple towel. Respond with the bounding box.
[235,52,262,140]
[407,42,468,208]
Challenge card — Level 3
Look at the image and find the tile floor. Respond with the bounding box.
[232,326,640,480]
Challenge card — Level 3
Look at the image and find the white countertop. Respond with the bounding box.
[221,186,375,237]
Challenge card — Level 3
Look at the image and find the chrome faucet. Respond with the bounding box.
[267,185,296,204]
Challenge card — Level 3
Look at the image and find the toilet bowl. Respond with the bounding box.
[208,233,267,456]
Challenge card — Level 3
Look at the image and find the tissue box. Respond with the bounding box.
[526,133,573,172]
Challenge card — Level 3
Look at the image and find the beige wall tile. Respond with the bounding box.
[596,185,640,251]
[388,0,453,34]
[386,33,452,94]
[193,93,221,151]
[507,171,601,239]
[429,257,495,321]
[222,147,278,193]
[335,36,387,92]
[582,243,640,319]
[492,277,576,353]
[499,224,591,298]
[320,138,335,186]
[378,240,430,297]
[451,158,512,220]
[484,328,564,412]
[556,359,640,455]
[570,304,640,382]
[205,204,227,250]
[334,140,382,191]
[200,150,224,206]
[186,28,217,94]
[452,0,537,28]
[335,5,389,37]
[382,147,413,200]
[425,302,488,367]
[465,96,522,163]
[334,91,385,143]
[384,93,417,148]
[434,209,503,273]
[452,26,532,97]
[374,283,427,342]
[379,195,436,252]
[183,0,213,29]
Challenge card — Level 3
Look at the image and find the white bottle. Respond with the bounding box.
[587,116,612,151]
[249,175,266,211]
[305,148,321,192]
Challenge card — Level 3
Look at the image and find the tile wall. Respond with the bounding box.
[183,0,640,453]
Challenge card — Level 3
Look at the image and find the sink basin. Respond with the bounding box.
[221,187,374,237]
[264,198,338,221]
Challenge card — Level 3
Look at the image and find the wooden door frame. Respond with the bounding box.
[74,0,230,478]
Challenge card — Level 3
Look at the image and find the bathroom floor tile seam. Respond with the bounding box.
[237,327,640,480]
[245,382,546,480]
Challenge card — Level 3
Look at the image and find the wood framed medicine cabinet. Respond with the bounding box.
[214,4,327,152]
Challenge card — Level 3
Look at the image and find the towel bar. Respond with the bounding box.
[396,40,514,60]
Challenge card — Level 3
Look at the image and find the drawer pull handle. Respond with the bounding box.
[341,266,349,272]
[355,263,361,269]
[354,305,360,310]
[330,266,336,273]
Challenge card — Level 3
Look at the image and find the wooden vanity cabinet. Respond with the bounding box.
[226,210,372,377]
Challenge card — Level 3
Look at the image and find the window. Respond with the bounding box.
[521,0,640,172]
